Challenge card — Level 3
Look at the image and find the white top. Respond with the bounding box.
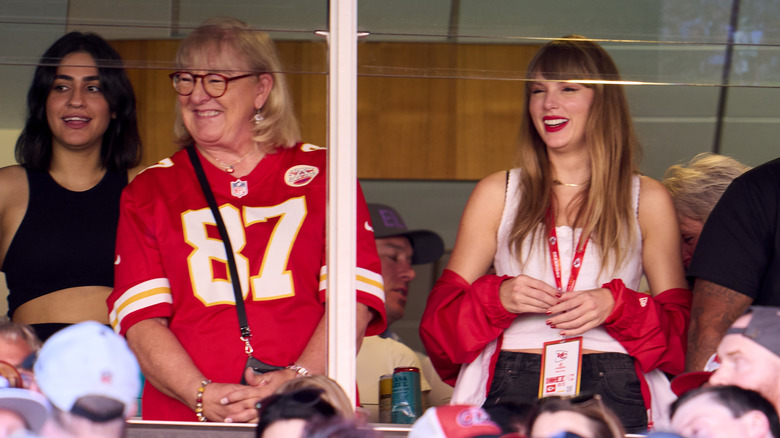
[495,169,643,352]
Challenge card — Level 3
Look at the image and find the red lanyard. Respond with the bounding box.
[546,208,589,292]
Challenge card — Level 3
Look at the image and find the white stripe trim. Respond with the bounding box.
[109,278,172,331]
[318,266,385,301]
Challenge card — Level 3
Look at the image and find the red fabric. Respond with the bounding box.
[109,145,385,420]
[435,405,502,437]
[419,269,515,385]
[602,279,692,375]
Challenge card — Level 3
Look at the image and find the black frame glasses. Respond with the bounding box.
[169,71,256,98]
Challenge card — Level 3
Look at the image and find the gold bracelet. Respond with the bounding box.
[195,379,211,422]
[285,364,311,378]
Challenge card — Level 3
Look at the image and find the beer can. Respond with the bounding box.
[378,374,393,423]
[391,366,422,424]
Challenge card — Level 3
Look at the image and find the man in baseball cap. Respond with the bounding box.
[368,203,444,332]
[34,321,140,437]
[357,203,445,421]
[704,306,780,411]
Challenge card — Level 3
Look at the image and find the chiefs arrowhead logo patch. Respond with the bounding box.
[285,165,319,187]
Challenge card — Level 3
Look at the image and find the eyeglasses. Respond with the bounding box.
[169,71,256,98]
[0,360,24,389]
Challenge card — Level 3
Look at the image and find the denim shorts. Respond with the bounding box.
[484,351,647,433]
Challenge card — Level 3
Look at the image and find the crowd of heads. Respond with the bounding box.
[0,320,140,438]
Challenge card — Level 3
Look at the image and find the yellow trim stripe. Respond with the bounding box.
[109,278,172,331]
[317,267,385,301]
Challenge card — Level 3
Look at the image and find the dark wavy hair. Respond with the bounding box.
[15,31,141,172]
[256,388,337,437]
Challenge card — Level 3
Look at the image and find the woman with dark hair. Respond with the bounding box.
[528,395,625,438]
[0,31,141,342]
[256,388,338,438]
[420,36,690,432]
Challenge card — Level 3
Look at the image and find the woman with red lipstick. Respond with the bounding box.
[421,36,690,432]
[0,32,141,342]
[107,18,385,422]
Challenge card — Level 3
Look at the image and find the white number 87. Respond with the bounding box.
[182,197,307,306]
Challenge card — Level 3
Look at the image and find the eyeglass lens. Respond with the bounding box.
[172,73,229,98]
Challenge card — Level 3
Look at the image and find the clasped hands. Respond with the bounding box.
[198,367,298,423]
[498,274,615,336]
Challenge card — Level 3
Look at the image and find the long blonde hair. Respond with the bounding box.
[174,17,301,152]
[510,36,640,273]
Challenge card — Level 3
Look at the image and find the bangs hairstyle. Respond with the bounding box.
[174,17,300,152]
[511,35,641,273]
[15,32,141,172]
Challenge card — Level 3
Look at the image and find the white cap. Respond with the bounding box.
[0,384,50,433]
[34,321,140,418]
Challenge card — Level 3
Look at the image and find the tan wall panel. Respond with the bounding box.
[110,40,180,167]
[453,44,539,180]
[112,40,538,180]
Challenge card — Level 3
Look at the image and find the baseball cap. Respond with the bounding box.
[368,203,445,265]
[725,306,780,357]
[409,405,503,438]
[0,382,50,433]
[670,354,720,397]
[33,321,140,420]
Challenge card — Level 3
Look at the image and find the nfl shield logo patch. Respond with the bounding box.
[230,179,248,198]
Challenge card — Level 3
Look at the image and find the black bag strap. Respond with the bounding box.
[187,146,254,357]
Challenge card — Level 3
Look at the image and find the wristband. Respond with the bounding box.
[195,379,211,422]
[286,363,311,378]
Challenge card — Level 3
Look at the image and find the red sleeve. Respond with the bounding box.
[419,269,515,385]
[355,183,386,336]
[108,178,174,336]
[602,279,692,375]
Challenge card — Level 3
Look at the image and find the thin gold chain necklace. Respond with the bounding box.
[552,178,588,187]
[200,144,258,174]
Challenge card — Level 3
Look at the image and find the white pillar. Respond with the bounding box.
[326,0,359,405]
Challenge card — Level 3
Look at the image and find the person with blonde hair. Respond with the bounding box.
[662,153,750,268]
[108,17,385,423]
[420,36,689,432]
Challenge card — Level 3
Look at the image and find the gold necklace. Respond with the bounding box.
[200,144,258,174]
[552,178,588,187]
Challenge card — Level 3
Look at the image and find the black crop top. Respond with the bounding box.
[3,168,127,317]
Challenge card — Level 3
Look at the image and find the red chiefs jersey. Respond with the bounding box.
[108,143,386,420]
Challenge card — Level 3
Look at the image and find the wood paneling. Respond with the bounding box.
[111,40,539,180]
[109,40,180,167]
